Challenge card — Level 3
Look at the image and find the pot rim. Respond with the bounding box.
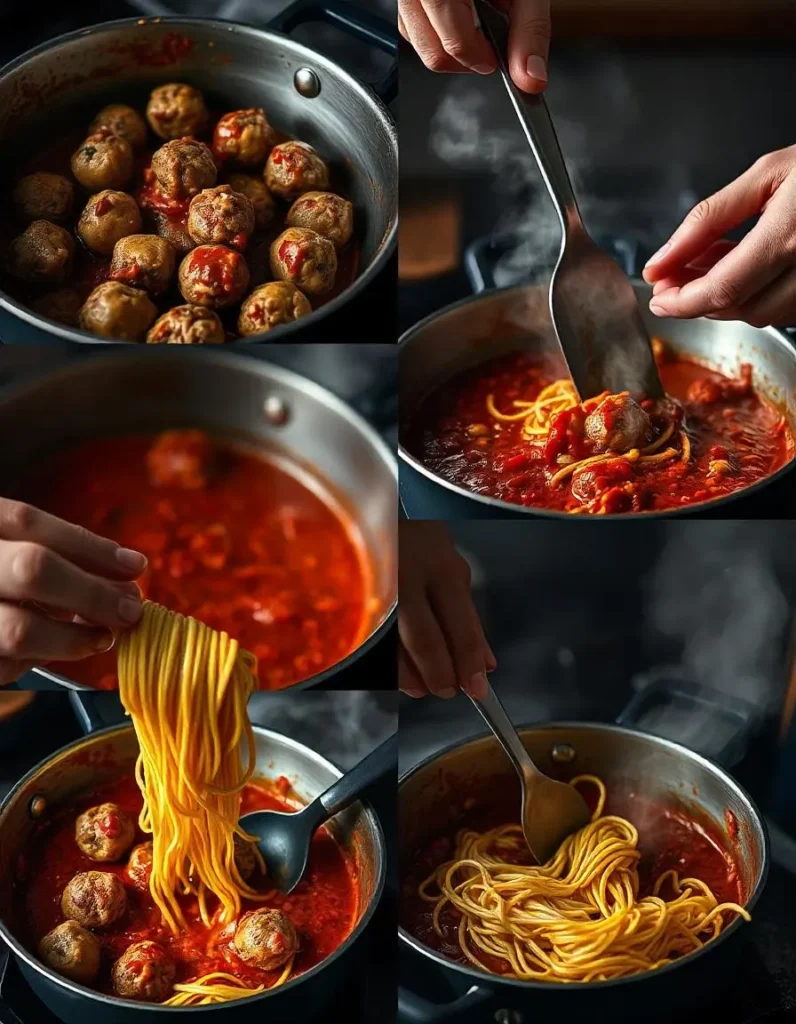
[398,283,796,519]
[397,718,770,991]
[0,347,398,692]
[0,721,387,1013]
[0,15,398,345]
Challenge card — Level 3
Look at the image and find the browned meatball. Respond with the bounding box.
[265,141,329,200]
[233,834,258,881]
[127,841,153,892]
[187,185,254,250]
[238,282,311,336]
[146,83,208,141]
[178,245,249,309]
[38,921,101,984]
[13,173,74,224]
[112,941,175,1002]
[6,221,74,287]
[227,173,275,231]
[79,281,157,341]
[152,212,195,256]
[270,227,336,296]
[147,304,226,345]
[75,802,135,861]
[212,108,276,167]
[89,104,148,150]
[71,129,134,192]
[110,235,176,296]
[151,138,217,201]
[584,394,652,453]
[77,191,142,257]
[62,871,127,928]
[234,909,299,970]
[286,191,353,250]
[31,288,82,327]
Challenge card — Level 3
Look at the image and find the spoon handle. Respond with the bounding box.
[469,680,538,784]
[319,733,397,819]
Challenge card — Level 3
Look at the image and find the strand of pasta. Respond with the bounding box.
[163,959,294,1007]
[418,775,749,983]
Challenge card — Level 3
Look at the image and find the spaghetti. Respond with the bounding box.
[418,776,749,982]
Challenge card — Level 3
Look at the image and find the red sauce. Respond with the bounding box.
[278,240,305,276]
[136,169,191,220]
[18,775,357,996]
[16,432,372,691]
[186,245,242,294]
[405,350,792,513]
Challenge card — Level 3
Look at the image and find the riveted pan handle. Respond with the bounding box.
[398,983,497,1023]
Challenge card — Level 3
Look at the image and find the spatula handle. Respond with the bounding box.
[469,680,538,784]
[319,733,397,818]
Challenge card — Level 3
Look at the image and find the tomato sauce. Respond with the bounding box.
[16,432,372,691]
[18,775,358,996]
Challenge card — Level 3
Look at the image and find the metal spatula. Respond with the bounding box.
[474,0,664,402]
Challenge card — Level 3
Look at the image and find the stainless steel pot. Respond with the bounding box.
[399,281,796,518]
[0,347,398,690]
[398,721,769,1023]
[0,719,386,1021]
[0,7,397,343]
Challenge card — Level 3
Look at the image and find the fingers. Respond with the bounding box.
[705,266,796,328]
[398,591,458,697]
[399,0,494,74]
[399,646,428,698]
[650,239,738,295]
[0,659,37,687]
[507,0,551,93]
[429,579,490,698]
[0,603,113,662]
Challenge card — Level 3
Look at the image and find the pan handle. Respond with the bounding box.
[267,0,398,104]
[398,983,496,1023]
[0,945,24,1024]
[68,691,107,735]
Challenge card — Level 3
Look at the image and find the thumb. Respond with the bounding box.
[507,0,551,93]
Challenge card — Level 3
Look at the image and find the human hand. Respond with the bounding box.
[398,0,550,93]
[0,499,147,686]
[643,145,796,327]
[399,521,496,699]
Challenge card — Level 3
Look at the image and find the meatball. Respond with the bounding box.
[110,234,176,296]
[89,104,148,150]
[233,834,258,881]
[38,921,101,985]
[127,841,153,892]
[146,430,217,489]
[153,212,195,256]
[265,141,329,200]
[212,108,276,167]
[13,172,74,224]
[31,288,82,327]
[233,909,299,971]
[584,394,651,453]
[146,83,208,140]
[77,190,142,257]
[75,802,135,861]
[270,227,336,296]
[286,191,353,249]
[227,173,275,231]
[151,138,217,200]
[112,941,175,1002]
[178,245,250,309]
[187,185,254,250]
[238,282,311,336]
[79,281,157,341]
[6,221,74,287]
[61,871,127,928]
[71,129,134,192]
[147,304,225,345]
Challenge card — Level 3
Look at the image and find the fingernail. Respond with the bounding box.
[526,56,547,83]
[118,596,143,624]
[116,547,147,572]
[404,688,426,699]
[645,242,670,267]
[468,672,489,699]
[437,688,458,699]
[649,302,666,316]
[472,63,494,75]
[93,631,115,652]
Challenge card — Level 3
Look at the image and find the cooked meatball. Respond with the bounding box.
[79,281,157,341]
[77,190,141,257]
[227,173,275,231]
[38,920,101,984]
[6,221,74,287]
[127,841,153,892]
[584,393,651,453]
[178,245,249,308]
[62,871,127,928]
[146,83,208,141]
[187,185,254,250]
[31,288,82,327]
[265,141,329,200]
[13,173,74,224]
[286,191,353,249]
[89,104,148,150]
[147,304,225,345]
[151,138,217,200]
[212,108,276,167]
[110,234,176,296]
[234,909,298,971]
[71,129,134,192]
[75,802,135,861]
[112,941,175,1002]
[238,282,311,336]
[270,227,336,296]
[153,212,195,256]
[146,430,217,489]
[233,834,258,881]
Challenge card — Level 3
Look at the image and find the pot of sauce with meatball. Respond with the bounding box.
[0,13,397,342]
[0,716,385,1021]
